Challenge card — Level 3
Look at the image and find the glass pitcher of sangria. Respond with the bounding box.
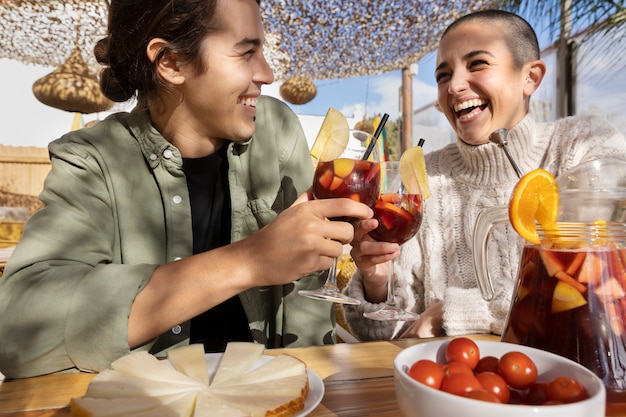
[473,158,626,415]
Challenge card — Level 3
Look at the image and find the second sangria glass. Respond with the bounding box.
[364,161,424,320]
[298,130,380,305]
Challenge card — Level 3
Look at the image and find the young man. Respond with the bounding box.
[0,0,373,378]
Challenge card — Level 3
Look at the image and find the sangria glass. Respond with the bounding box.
[363,161,424,320]
[298,130,380,305]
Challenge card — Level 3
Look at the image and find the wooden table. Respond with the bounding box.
[0,334,619,416]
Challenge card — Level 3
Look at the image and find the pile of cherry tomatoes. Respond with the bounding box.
[407,337,589,405]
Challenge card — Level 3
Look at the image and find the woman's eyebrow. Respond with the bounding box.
[435,49,495,73]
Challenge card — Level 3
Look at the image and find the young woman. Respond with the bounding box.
[345,10,626,340]
[0,0,373,378]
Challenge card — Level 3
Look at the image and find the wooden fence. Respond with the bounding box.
[0,145,50,197]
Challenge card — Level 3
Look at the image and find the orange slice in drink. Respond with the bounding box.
[399,146,431,200]
[309,108,349,162]
[508,168,558,244]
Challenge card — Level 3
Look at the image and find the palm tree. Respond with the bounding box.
[506,0,625,117]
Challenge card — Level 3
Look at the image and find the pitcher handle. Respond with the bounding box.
[473,206,510,301]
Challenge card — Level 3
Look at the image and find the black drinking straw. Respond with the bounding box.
[418,138,425,147]
[363,113,389,160]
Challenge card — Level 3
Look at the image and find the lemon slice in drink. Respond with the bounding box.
[309,108,349,162]
[399,146,431,200]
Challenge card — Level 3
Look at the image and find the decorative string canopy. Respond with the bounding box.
[0,0,511,82]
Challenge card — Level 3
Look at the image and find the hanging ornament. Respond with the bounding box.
[32,47,113,114]
[279,76,317,105]
[354,119,375,135]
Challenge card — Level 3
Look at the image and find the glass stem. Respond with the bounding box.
[325,257,339,288]
[385,259,396,307]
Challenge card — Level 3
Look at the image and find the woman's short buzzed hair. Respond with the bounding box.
[442,10,540,70]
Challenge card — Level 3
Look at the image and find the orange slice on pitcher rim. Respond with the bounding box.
[509,168,559,245]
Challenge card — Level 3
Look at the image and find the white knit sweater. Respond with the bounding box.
[344,113,626,340]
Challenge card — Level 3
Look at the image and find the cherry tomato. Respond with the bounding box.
[546,377,589,403]
[463,389,502,403]
[508,388,526,404]
[445,337,480,370]
[497,351,538,390]
[526,382,549,405]
[407,359,445,390]
[440,373,483,396]
[442,361,474,377]
[476,371,510,404]
[474,355,499,374]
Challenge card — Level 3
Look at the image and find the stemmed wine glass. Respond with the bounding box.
[363,161,423,320]
[298,130,380,305]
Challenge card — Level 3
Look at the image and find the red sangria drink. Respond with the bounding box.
[501,228,626,414]
[363,161,424,321]
[369,193,423,244]
[313,158,381,207]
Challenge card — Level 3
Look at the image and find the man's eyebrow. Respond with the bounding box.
[435,50,495,73]
[234,37,262,49]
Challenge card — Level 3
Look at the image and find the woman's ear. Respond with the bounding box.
[523,59,547,96]
[146,38,185,86]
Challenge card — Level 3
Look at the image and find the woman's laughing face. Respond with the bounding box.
[435,22,532,145]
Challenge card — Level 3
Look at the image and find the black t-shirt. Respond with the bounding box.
[182,146,253,352]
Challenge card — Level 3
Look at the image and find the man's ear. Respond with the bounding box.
[523,59,546,96]
[146,38,185,86]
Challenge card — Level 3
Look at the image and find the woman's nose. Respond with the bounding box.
[448,71,469,95]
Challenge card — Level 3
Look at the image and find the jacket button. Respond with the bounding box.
[173,195,182,204]
[171,325,182,335]
[149,153,157,161]
[163,149,173,159]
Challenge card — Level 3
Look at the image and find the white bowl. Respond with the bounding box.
[394,340,606,417]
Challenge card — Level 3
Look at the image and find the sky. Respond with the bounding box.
[0,52,440,150]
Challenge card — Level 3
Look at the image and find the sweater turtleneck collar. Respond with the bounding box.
[449,113,549,186]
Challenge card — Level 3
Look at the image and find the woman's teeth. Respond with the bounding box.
[453,99,487,113]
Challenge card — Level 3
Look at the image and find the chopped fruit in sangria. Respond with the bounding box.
[539,249,566,277]
[313,159,380,205]
[370,194,422,245]
[578,252,604,285]
[593,277,625,301]
[565,252,586,276]
[551,281,587,313]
